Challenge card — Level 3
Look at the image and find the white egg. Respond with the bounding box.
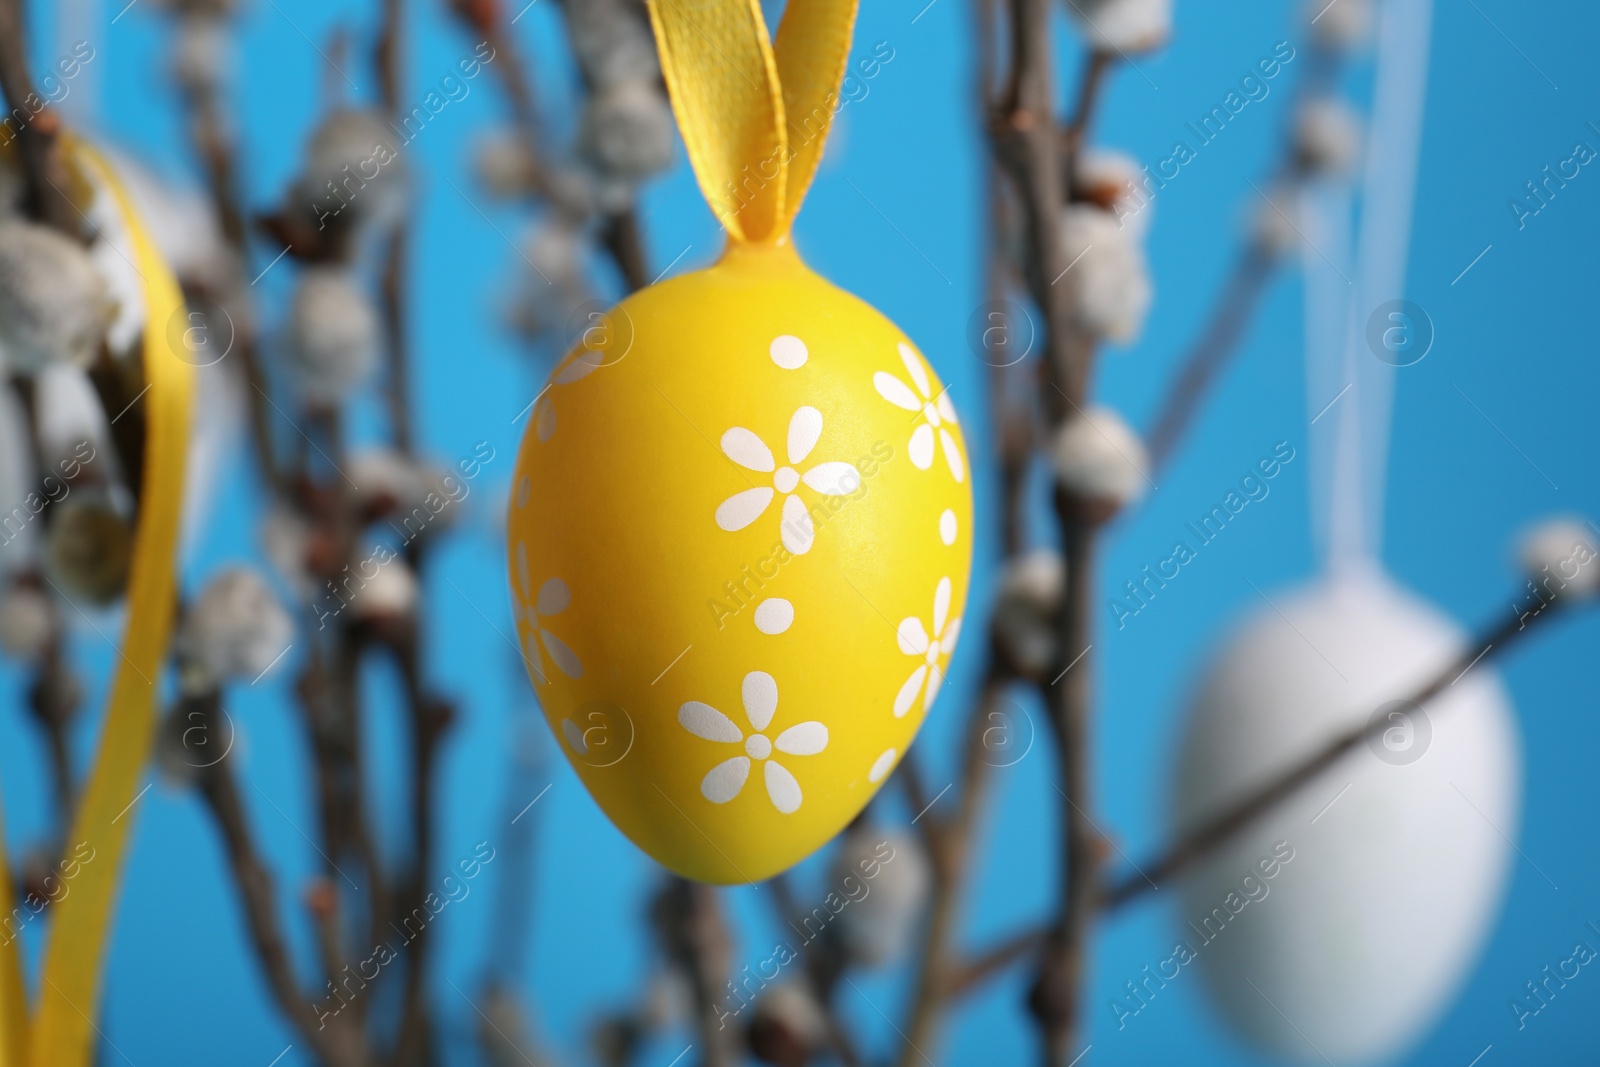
[1169,568,1520,1064]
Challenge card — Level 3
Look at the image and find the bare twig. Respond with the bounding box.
[1026,506,1100,1067]
[1142,42,1345,477]
[0,0,77,232]
[27,635,79,824]
[894,674,1008,1067]
[176,27,285,493]
[1061,50,1112,177]
[1144,247,1275,474]
[766,874,865,1067]
[1102,594,1580,909]
[943,592,1590,998]
[949,924,1044,997]
[655,878,738,1067]
[376,0,415,453]
[193,690,364,1067]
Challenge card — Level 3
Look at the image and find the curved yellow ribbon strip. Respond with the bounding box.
[25,137,194,1067]
[773,0,860,223]
[0,799,26,1067]
[646,0,858,243]
[648,0,789,242]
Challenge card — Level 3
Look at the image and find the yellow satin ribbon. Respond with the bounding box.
[12,136,195,1067]
[647,0,860,242]
[0,798,25,1067]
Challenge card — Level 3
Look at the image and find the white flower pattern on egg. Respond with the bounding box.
[894,576,961,718]
[533,349,605,442]
[714,406,862,554]
[874,343,965,483]
[511,542,584,683]
[679,670,828,814]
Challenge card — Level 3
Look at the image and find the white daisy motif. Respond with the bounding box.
[511,542,584,683]
[678,670,829,814]
[714,406,862,554]
[532,349,604,443]
[874,343,965,483]
[894,576,961,718]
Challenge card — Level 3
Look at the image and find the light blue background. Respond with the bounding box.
[2,0,1597,1063]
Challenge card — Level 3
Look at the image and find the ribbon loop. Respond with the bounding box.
[774,0,859,223]
[25,136,194,1067]
[648,0,858,244]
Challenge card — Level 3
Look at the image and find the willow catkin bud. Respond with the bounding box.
[0,220,113,374]
[46,494,133,605]
[1050,406,1149,515]
[181,567,293,681]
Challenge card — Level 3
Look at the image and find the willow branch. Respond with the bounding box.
[945,592,1591,1004]
[1102,594,1579,909]
[1144,247,1274,474]
[1142,42,1344,478]
[195,692,362,1067]
[455,0,653,293]
[0,0,76,232]
[27,636,79,825]
[1026,504,1101,1067]
[948,924,1043,997]
[1061,50,1112,175]
[176,40,284,493]
[376,0,415,453]
[766,875,864,1067]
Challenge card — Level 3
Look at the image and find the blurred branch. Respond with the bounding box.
[192,689,363,1067]
[894,673,1006,1067]
[376,0,415,453]
[985,3,1111,1063]
[174,26,285,494]
[943,591,1592,997]
[1142,43,1344,478]
[449,0,654,294]
[766,874,864,1067]
[1144,247,1275,474]
[0,0,77,232]
[1060,50,1112,171]
[655,878,738,1067]
[390,624,453,1067]
[948,925,1043,998]
[1026,502,1101,1067]
[27,635,80,825]
[1101,592,1584,910]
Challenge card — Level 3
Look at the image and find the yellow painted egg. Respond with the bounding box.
[506,239,973,883]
